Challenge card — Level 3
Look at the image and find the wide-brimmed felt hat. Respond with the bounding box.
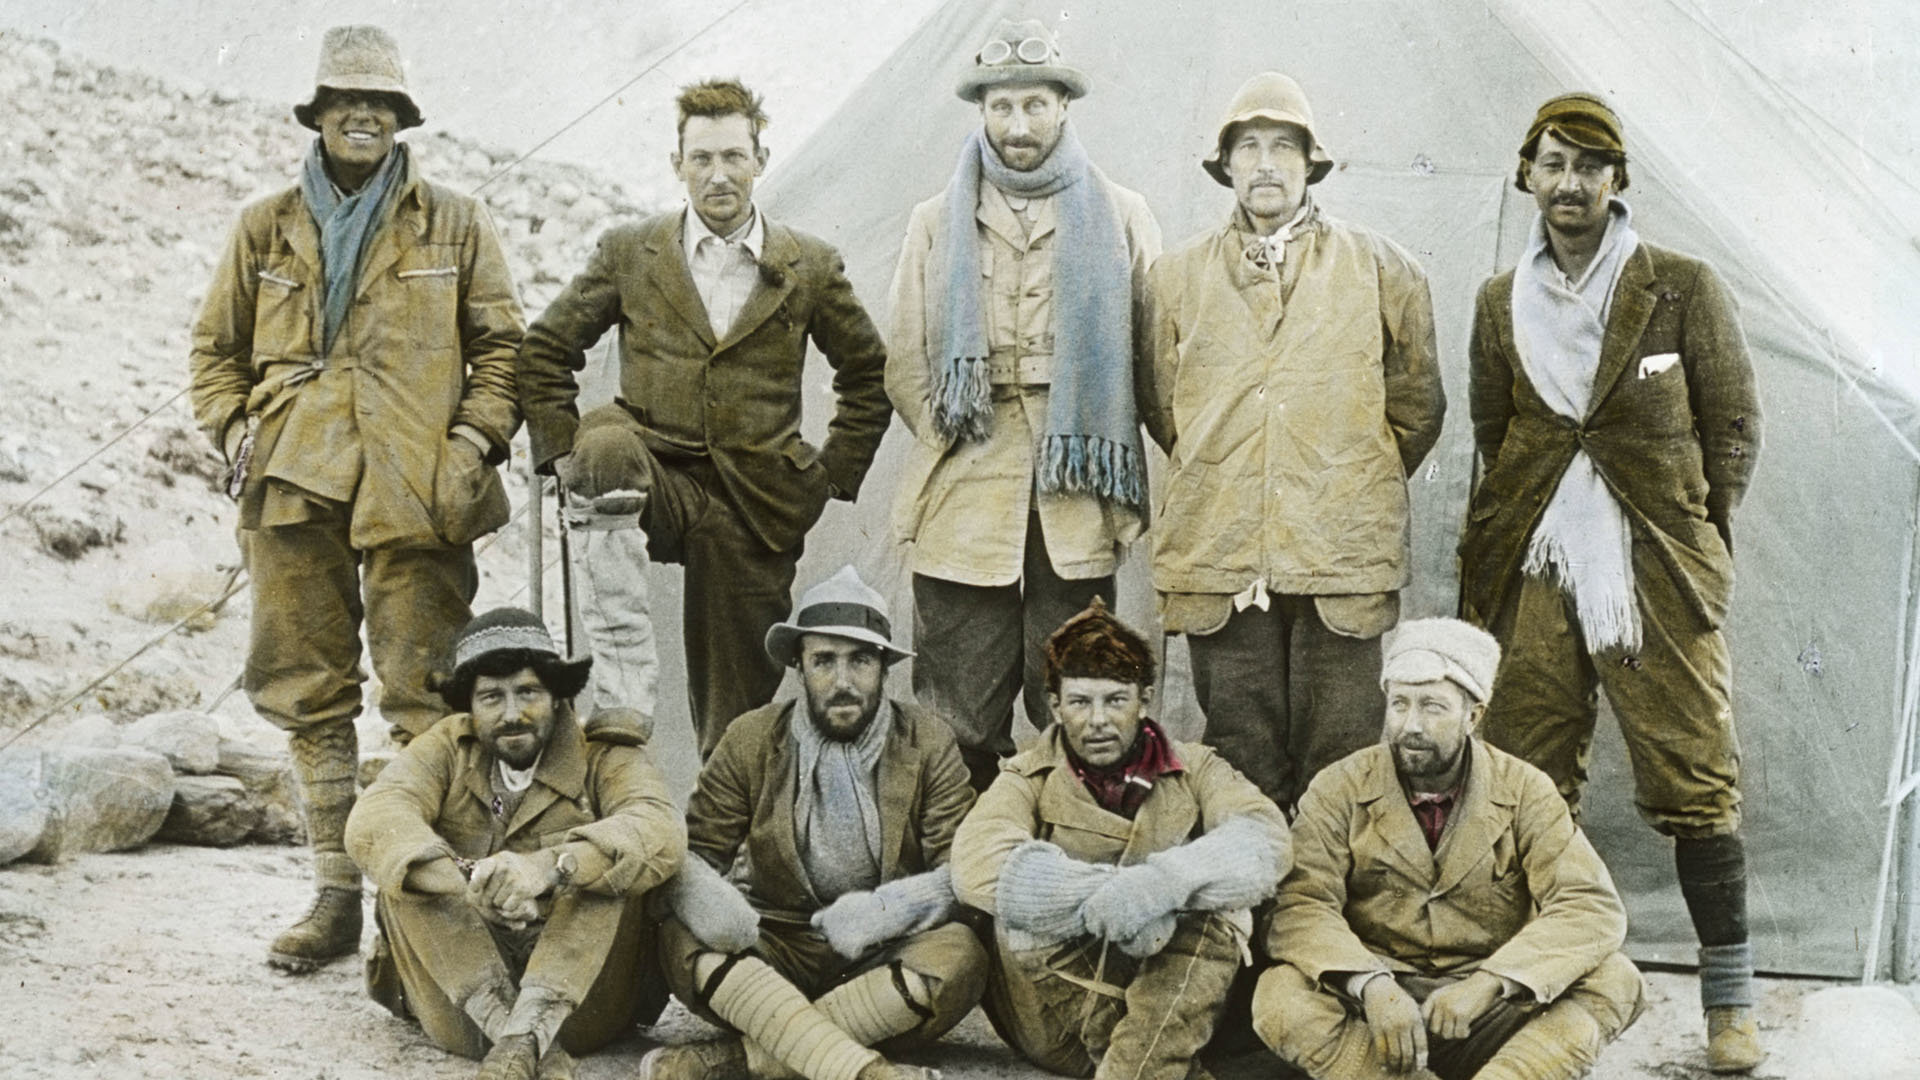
[765,565,912,666]
[1202,71,1335,188]
[443,607,590,711]
[955,18,1090,102]
[1379,618,1502,704]
[293,25,424,132]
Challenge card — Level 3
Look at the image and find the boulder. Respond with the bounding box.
[123,709,220,774]
[1771,985,1920,1080]
[157,774,260,847]
[0,752,52,865]
[214,740,303,845]
[9,747,174,860]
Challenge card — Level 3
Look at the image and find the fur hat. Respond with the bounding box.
[1202,71,1335,188]
[1379,618,1502,704]
[764,565,911,666]
[441,607,590,713]
[955,18,1090,102]
[1043,597,1156,694]
[293,25,424,132]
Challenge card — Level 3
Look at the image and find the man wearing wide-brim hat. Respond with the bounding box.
[346,608,685,1080]
[640,566,986,1080]
[886,17,1163,793]
[1458,92,1763,1071]
[188,24,526,974]
[1139,71,1446,813]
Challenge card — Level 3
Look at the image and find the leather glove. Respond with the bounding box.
[663,852,760,953]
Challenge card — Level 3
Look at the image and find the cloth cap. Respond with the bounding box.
[1043,597,1156,693]
[294,25,424,132]
[765,565,912,666]
[1516,91,1629,192]
[1202,71,1335,187]
[1379,618,1502,704]
[955,18,1090,102]
[444,607,591,711]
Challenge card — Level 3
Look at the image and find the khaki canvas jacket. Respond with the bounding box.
[885,170,1162,585]
[1460,242,1761,630]
[518,212,891,554]
[685,699,975,927]
[1269,739,1626,1003]
[346,712,685,901]
[951,725,1288,914]
[189,155,523,549]
[1141,208,1444,604]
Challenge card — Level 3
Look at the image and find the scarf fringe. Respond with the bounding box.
[1523,531,1643,653]
[931,354,995,443]
[1038,434,1148,509]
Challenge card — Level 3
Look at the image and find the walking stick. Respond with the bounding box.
[525,448,545,620]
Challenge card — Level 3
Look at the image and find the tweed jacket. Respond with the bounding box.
[345,711,685,902]
[518,211,891,553]
[685,699,975,928]
[1460,241,1761,630]
[885,170,1162,585]
[189,155,523,548]
[1270,739,1627,1003]
[950,724,1288,914]
[1140,208,1444,614]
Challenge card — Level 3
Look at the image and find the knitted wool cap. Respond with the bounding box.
[1379,618,1503,704]
[293,25,424,131]
[1043,597,1156,693]
[1516,91,1630,192]
[442,607,590,712]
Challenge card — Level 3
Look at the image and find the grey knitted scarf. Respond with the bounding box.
[792,700,889,902]
[300,138,406,356]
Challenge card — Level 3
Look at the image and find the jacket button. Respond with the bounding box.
[1011,250,1025,261]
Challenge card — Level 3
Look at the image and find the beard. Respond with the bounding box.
[807,690,881,742]
[1391,737,1465,782]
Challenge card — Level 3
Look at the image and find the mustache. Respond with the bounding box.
[824,692,864,709]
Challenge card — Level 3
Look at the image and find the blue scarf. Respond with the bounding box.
[929,123,1147,509]
[300,138,407,356]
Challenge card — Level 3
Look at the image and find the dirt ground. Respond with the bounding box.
[0,839,1850,1080]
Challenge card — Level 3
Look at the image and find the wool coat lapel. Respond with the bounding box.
[352,175,423,304]
[1355,747,1440,887]
[876,707,917,880]
[715,223,799,355]
[644,214,718,349]
[1583,245,1659,420]
[1431,740,1517,896]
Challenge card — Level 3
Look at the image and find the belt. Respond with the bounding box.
[987,353,1052,386]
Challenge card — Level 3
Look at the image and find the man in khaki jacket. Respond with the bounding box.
[1142,72,1445,811]
[346,608,685,1080]
[951,601,1289,1080]
[640,567,985,1080]
[188,26,522,972]
[1254,619,1644,1080]
[887,18,1162,790]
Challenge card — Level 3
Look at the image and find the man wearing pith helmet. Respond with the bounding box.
[887,17,1162,791]
[641,565,985,1080]
[1458,92,1763,1071]
[188,24,523,973]
[1141,72,1445,812]
[1255,618,1645,1080]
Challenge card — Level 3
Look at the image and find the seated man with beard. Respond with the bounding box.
[642,566,987,1080]
[346,608,685,1080]
[1254,618,1645,1080]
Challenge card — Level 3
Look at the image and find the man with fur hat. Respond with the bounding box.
[886,18,1162,791]
[1458,92,1764,1071]
[640,566,986,1080]
[1254,618,1645,1080]
[1140,72,1446,813]
[344,608,686,1080]
[950,601,1289,1080]
[188,25,524,972]
[519,79,891,758]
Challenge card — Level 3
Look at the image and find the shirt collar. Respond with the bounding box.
[684,202,764,262]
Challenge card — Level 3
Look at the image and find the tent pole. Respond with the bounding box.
[1880,470,1920,981]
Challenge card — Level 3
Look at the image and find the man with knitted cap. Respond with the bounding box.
[1140,72,1446,813]
[344,608,686,1080]
[188,25,525,973]
[886,18,1162,791]
[950,600,1289,1080]
[1254,617,1645,1080]
[1457,92,1763,1071]
[639,565,986,1080]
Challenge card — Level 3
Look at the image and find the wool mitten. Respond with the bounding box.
[663,852,761,952]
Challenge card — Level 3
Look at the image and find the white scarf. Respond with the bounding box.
[1511,198,1643,652]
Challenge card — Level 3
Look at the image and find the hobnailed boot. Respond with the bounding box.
[637,1038,750,1080]
[268,885,363,973]
[477,1033,539,1080]
[564,489,658,746]
[271,719,363,972]
[1705,1006,1764,1073]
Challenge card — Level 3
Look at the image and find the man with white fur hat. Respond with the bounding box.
[1254,618,1645,1080]
[1140,72,1446,813]
[641,566,986,1080]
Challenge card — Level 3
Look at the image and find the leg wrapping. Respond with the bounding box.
[700,953,879,1080]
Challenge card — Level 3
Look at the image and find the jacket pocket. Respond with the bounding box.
[430,436,510,546]
[783,439,832,516]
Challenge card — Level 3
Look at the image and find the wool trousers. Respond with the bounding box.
[571,405,804,757]
[912,507,1114,791]
[1187,596,1384,811]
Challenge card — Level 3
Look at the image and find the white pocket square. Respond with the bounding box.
[1638,352,1680,378]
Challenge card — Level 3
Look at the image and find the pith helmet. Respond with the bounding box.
[955,18,1091,102]
[1202,72,1334,187]
[293,25,424,132]
[765,565,913,666]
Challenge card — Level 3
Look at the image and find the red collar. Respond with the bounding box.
[1068,720,1183,818]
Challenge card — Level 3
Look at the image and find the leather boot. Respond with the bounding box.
[268,885,363,973]
[637,1038,750,1080]
[564,489,657,746]
[270,719,362,972]
[1706,1006,1765,1073]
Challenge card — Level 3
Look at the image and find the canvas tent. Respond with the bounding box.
[580,0,1920,979]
